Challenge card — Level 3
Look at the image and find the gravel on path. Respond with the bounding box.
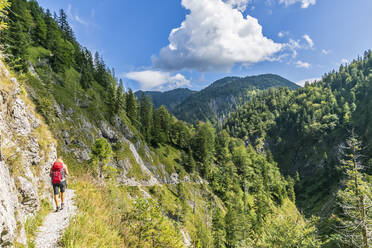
[34,189,77,248]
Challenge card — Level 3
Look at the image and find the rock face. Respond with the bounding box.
[0,60,57,246]
[99,120,118,142]
[0,161,18,247]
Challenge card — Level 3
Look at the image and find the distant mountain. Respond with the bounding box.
[135,88,196,110]
[172,74,299,124]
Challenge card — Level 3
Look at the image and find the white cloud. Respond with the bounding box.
[225,0,251,11]
[295,60,311,68]
[75,15,88,26]
[341,58,349,64]
[279,0,316,8]
[152,0,283,72]
[286,39,301,58]
[296,77,320,87]
[303,34,314,48]
[321,49,330,55]
[125,70,191,91]
[283,34,313,58]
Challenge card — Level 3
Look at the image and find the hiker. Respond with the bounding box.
[50,156,69,212]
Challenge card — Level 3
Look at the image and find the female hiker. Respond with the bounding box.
[50,156,69,212]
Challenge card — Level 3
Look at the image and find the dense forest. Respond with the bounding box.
[0,0,370,247]
[225,52,372,246]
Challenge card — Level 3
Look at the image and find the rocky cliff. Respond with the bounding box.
[0,60,57,246]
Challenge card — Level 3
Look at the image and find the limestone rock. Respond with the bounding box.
[54,103,62,118]
[17,176,40,215]
[113,115,134,139]
[0,161,17,247]
[10,98,31,136]
[99,121,118,142]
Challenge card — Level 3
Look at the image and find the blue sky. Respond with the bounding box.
[37,0,372,91]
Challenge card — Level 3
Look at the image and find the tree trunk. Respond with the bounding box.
[359,195,369,248]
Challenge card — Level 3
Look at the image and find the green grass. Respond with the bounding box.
[153,144,181,175]
[60,177,126,248]
[25,199,52,248]
[115,142,150,181]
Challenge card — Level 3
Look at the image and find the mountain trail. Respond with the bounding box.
[34,189,77,248]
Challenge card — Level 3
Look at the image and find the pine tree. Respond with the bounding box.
[79,48,94,89]
[215,130,230,165]
[94,52,108,87]
[212,207,226,248]
[192,122,215,177]
[152,106,171,145]
[115,79,125,114]
[126,88,138,126]
[169,121,191,150]
[336,132,371,248]
[5,20,28,71]
[29,0,47,46]
[58,9,73,41]
[106,81,116,117]
[139,93,153,142]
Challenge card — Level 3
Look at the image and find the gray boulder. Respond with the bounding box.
[99,121,118,142]
[113,115,134,139]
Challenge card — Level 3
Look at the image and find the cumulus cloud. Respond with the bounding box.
[125,70,191,91]
[296,77,320,87]
[225,0,251,11]
[279,0,316,8]
[303,34,314,48]
[152,0,283,72]
[321,49,330,55]
[295,60,311,68]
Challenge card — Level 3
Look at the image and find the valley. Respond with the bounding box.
[0,0,370,248]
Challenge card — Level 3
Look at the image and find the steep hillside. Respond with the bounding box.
[225,52,372,246]
[0,0,323,247]
[172,74,299,124]
[135,88,196,110]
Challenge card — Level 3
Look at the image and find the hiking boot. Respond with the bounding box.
[60,203,64,210]
[55,206,60,212]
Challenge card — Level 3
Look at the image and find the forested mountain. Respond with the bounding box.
[135,88,196,110]
[0,0,370,247]
[225,52,372,246]
[171,74,299,125]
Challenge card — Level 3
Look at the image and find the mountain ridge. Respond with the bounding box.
[135,88,196,110]
[136,73,299,124]
[173,73,299,123]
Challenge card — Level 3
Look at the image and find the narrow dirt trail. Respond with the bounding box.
[34,189,77,248]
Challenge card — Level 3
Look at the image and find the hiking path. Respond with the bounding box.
[34,189,77,248]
